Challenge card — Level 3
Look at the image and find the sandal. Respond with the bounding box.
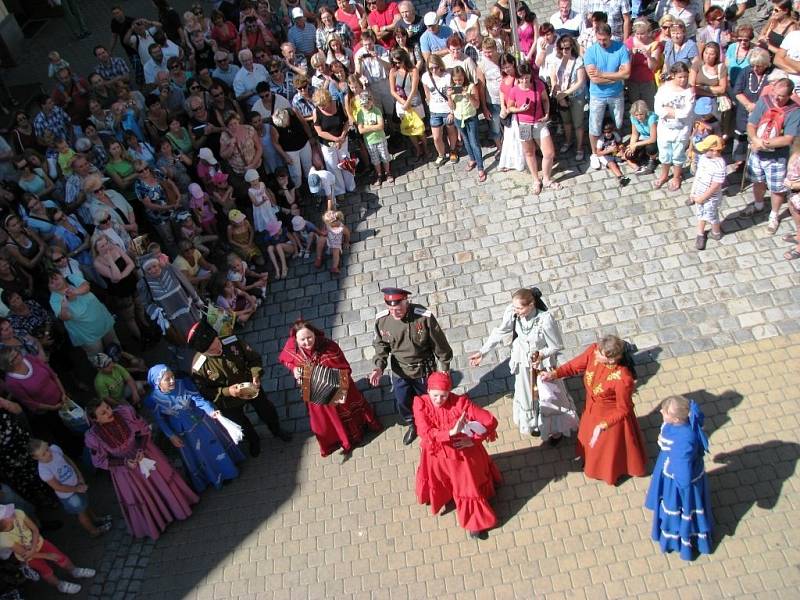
[465,161,477,172]
[668,178,682,191]
[531,180,543,195]
[477,170,487,182]
[782,233,798,243]
[543,180,562,190]
[741,203,764,217]
[652,177,668,190]
[785,248,800,260]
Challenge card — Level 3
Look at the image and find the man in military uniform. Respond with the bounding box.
[188,319,292,457]
[369,288,453,445]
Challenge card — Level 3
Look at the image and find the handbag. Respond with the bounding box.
[400,110,425,137]
[59,397,88,433]
[716,94,733,112]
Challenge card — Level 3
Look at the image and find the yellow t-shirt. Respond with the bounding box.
[0,510,41,560]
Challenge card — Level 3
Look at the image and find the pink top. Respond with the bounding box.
[4,355,62,413]
[518,22,535,55]
[506,80,547,123]
[190,194,216,223]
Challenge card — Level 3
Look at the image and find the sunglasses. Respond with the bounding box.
[297,85,308,90]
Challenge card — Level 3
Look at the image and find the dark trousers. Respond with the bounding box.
[221,393,281,442]
[392,376,428,424]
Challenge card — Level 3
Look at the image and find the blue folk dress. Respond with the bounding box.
[145,365,245,493]
[645,401,713,560]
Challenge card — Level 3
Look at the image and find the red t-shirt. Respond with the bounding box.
[624,37,654,84]
[367,2,400,48]
[506,80,547,123]
[336,7,364,44]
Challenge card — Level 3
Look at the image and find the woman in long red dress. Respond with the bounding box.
[414,372,502,540]
[542,335,647,485]
[278,319,382,457]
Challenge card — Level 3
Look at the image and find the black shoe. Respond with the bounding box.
[548,435,563,447]
[643,159,658,175]
[530,428,541,438]
[618,176,630,187]
[469,530,489,540]
[248,437,261,457]
[402,424,417,445]
[275,429,293,442]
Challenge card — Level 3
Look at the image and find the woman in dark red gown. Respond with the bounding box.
[542,335,647,485]
[414,372,502,540]
[279,320,381,457]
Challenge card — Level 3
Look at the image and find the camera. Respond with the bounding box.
[451,85,463,94]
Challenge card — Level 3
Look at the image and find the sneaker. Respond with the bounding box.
[642,159,658,175]
[589,154,601,170]
[695,235,707,251]
[434,155,447,167]
[58,581,82,594]
[575,149,585,161]
[71,568,96,578]
[303,250,310,259]
[709,231,723,241]
[767,216,780,234]
[449,151,459,164]
[558,142,571,154]
[618,176,630,187]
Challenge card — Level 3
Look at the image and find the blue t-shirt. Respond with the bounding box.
[584,40,629,98]
[420,26,453,55]
[631,112,658,137]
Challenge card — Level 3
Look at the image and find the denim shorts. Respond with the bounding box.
[658,138,688,166]
[60,492,89,515]
[430,112,452,128]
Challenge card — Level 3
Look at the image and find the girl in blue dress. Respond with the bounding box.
[144,365,245,493]
[645,395,713,560]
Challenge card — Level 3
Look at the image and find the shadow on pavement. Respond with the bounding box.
[708,440,800,550]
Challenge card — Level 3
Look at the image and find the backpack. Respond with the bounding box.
[756,96,799,140]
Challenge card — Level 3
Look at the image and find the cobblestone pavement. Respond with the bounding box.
[15,0,800,598]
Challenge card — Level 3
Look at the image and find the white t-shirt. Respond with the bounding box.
[37,445,78,499]
[781,31,800,92]
[477,56,502,105]
[443,55,478,84]
[421,71,452,114]
[252,93,290,121]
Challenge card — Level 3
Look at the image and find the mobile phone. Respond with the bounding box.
[192,123,207,133]
[452,85,463,94]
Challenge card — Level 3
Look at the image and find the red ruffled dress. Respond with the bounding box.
[413,393,502,533]
[555,344,647,485]
[279,337,382,456]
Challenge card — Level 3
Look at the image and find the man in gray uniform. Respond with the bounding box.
[369,288,453,445]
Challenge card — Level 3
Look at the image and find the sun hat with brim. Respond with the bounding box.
[308,173,322,194]
[211,172,229,185]
[423,12,438,26]
[198,147,217,164]
[228,209,246,224]
[188,183,204,199]
[244,169,260,182]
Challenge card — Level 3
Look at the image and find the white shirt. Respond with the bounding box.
[144,57,169,84]
[233,63,270,101]
[549,10,583,35]
[252,93,290,120]
[477,56,502,104]
[781,31,800,91]
[131,27,157,65]
[308,166,336,199]
[421,71,451,114]
[355,45,389,83]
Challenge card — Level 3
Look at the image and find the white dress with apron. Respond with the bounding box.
[479,306,579,437]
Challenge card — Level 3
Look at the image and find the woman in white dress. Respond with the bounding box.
[497,53,526,172]
[469,288,578,444]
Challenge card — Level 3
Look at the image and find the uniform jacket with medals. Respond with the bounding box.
[373,304,453,379]
[191,335,263,410]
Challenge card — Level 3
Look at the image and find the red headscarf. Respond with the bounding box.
[427,371,452,392]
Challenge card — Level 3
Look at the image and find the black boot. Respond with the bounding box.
[402,423,417,445]
[248,436,261,457]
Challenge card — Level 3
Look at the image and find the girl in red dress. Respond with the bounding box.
[279,320,381,457]
[542,335,647,485]
[414,372,502,540]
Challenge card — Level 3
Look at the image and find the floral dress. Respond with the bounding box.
[0,409,58,510]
